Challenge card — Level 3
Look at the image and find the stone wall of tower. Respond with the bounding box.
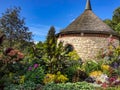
[58,35,119,61]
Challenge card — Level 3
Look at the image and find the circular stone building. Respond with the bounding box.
[57,0,119,61]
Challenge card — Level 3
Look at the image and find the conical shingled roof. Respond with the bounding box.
[60,0,118,36]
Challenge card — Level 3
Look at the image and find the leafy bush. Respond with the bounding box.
[43,74,55,84]
[82,60,103,75]
[4,81,36,90]
[54,71,68,83]
[25,65,45,84]
[43,72,68,84]
[43,82,95,90]
[0,48,25,86]
[89,71,103,78]
[96,86,120,90]
[64,65,78,82]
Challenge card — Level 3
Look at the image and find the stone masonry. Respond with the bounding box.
[58,35,119,61]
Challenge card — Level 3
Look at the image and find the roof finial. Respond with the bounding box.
[85,0,92,10]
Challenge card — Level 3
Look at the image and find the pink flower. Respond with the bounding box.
[28,66,32,71]
[34,64,39,68]
[108,37,114,43]
[101,82,108,88]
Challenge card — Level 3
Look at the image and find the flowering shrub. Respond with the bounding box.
[97,37,120,67]
[0,48,25,86]
[25,64,45,84]
[43,74,55,84]
[2,48,24,63]
[43,72,68,84]
[101,64,110,71]
[101,64,113,75]
[67,50,80,60]
[96,74,108,84]
[54,71,68,83]
[81,60,103,75]
[33,63,39,68]
[89,71,103,78]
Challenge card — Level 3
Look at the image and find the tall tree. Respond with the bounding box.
[0,7,32,49]
[44,26,60,73]
[112,7,120,24]
[104,7,120,34]
[45,26,57,59]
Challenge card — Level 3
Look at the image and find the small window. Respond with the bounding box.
[65,44,74,53]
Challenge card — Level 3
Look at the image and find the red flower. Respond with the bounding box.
[108,76,117,83]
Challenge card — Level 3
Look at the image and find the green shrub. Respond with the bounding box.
[25,65,45,84]
[4,81,36,90]
[43,82,95,90]
[96,86,120,90]
[82,60,103,75]
[43,72,68,84]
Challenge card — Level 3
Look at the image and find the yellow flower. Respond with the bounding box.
[89,71,102,78]
[43,74,55,84]
[55,74,68,83]
[43,73,68,84]
[19,75,25,84]
[101,64,110,71]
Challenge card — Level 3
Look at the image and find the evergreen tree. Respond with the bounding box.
[45,26,57,59]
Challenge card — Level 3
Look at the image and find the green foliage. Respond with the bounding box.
[106,86,120,90]
[45,26,57,59]
[64,59,83,82]
[4,81,36,90]
[43,74,55,84]
[104,7,120,34]
[64,65,79,82]
[103,19,115,30]
[96,86,120,90]
[43,72,68,84]
[0,7,32,49]
[54,71,68,83]
[67,50,80,60]
[113,7,120,24]
[25,65,45,84]
[115,23,120,34]
[42,26,81,74]
[43,82,95,90]
[82,60,103,75]
[0,48,26,86]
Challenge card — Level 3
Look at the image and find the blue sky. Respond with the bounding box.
[0,0,120,42]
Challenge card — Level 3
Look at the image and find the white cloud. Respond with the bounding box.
[29,24,49,36]
[29,24,61,42]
